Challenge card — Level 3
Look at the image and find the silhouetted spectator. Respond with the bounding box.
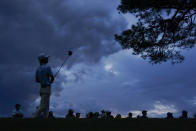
[94,112,99,119]
[193,113,196,119]
[85,113,89,118]
[76,112,80,119]
[137,115,140,118]
[65,109,75,119]
[180,110,188,119]
[48,111,55,118]
[115,114,121,119]
[127,112,132,119]
[106,111,114,119]
[33,106,39,117]
[101,110,107,119]
[86,112,94,119]
[166,112,174,119]
[12,104,23,118]
[141,110,148,118]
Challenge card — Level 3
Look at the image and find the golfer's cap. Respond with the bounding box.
[38,53,50,60]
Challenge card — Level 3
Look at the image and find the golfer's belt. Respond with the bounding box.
[41,85,50,88]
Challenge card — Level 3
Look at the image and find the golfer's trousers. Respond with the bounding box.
[35,86,51,118]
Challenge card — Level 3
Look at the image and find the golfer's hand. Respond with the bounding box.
[36,77,40,83]
[50,75,54,83]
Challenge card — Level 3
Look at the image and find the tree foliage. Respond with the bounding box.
[115,0,196,64]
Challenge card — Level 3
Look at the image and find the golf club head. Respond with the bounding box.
[68,51,72,56]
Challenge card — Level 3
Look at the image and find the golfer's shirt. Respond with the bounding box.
[36,64,53,87]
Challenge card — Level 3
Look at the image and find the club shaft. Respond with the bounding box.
[54,55,69,78]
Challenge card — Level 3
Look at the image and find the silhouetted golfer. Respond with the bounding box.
[34,53,54,118]
[12,104,23,118]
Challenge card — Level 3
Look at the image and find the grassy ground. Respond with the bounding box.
[0,118,196,131]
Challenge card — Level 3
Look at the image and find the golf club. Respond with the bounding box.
[54,51,72,78]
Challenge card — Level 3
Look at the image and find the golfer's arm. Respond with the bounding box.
[35,71,40,83]
[50,75,54,83]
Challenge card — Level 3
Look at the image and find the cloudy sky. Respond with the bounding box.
[0,0,196,118]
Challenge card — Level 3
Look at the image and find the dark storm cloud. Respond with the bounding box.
[2,0,195,118]
[50,48,196,117]
[105,49,196,117]
[0,0,126,65]
[0,0,127,116]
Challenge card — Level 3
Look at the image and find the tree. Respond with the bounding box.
[115,0,196,64]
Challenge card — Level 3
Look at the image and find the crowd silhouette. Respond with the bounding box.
[12,104,23,118]
[11,104,196,119]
